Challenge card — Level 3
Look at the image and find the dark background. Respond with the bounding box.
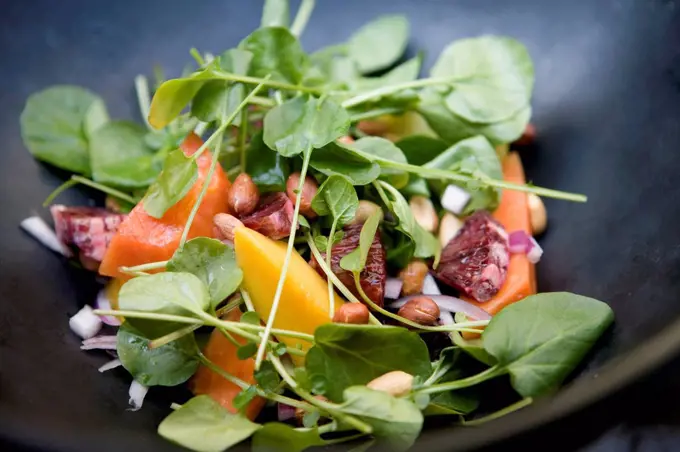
[2,0,680,451]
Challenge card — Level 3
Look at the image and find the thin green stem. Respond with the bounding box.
[249,96,276,107]
[179,77,270,247]
[290,0,316,37]
[149,324,200,349]
[197,352,312,411]
[93,309,202,325]
[417,365,506,395]
[215,325,243,347]
[326,221,337,319]
[215,296,244,318]
[239,108,248,173]
[190,48,205,66]
[119,260,168,273]
[461,398,533,426]
[240,289,256,312]
[70,176,138,204]
[324,433,370,445]
[269,354,373,434]
[341,77,452,109]
[43,179,78,207]
[254,147,312,369]
[214,70,322,95]
[134,75,152,130]
[193,121,208,136]
[305,233,381,326]
[349,107,404,123]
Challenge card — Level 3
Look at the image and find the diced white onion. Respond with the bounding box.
[440,185,471,215]
[95,288,121,326]
[69,305,103,339]
[98,359,122,373]
[128,380,149,411]
[422,274,441,295]
[20,216,71,256]
[385,278,403,299]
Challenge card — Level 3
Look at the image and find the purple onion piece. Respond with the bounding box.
[81,335,118,350]
[277,403,296,422]
[95,288,121,326]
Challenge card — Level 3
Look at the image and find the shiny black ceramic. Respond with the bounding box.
[1,1,680,451]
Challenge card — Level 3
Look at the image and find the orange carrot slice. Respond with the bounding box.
[99,133,231,279]
[190,309,265,420]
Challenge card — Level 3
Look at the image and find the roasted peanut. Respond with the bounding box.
[438,213,463,247]
[399,260,429,296]
[337,135,355,145]
[409,196,438,233]
[366,371,414,397]
[227,173,260,217]
[528,193,547,235]
[333,303,370,324]
[348,200,383,226]
[213,213,244,242]
[513,123,536,146]
[286,172,318,218]
[398,296,440,326]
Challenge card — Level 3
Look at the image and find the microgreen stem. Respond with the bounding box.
[93,309,202,325]
[349,107,404,123]
[326,221,337,319]
[269,354,373,435]
[461,397,533,426]
[290,0,316,37]
[214,70,322,95]
[198,352,312,411]
[215,326,243,347]
[134,75,152,130]
[70,176,138,205]
[119,260,168,274]
[254,147,312,368]
[42,179,78,207]
[341,77,453,109]
[190,48,205,67]
[249,95,276,107]
[239,108,248,173]
[417,365,506,395]
[369,157,587,202]
[240,289,256,312]
[305,232,381,326]
[324,433,370,445]
[149,324,200,349]
[215,295,244,317]
[193,121,208,136]
[179,77,270,247]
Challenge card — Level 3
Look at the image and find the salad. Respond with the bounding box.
[19,1,614,451]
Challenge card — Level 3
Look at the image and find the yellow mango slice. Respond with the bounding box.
[234,227,343,363]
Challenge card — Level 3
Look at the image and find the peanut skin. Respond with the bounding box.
[286,172,318,218]
[398,297,440,326]
[399,260,429,296]
[227,173,260,217]
[333,303,370,324]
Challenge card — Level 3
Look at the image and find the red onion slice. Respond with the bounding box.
[422,274,441,295]
[277,403,296,422]
[98,358,122,373]
[508,230,543,263]
[439,310,454,325]
[95,287,122,326]
[526,237,543,264]
[81,335,118,350]
[128,380,149,411]
[388,295,491,321]
[385,278,403,300]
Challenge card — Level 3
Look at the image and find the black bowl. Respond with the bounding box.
[1,1,680,451]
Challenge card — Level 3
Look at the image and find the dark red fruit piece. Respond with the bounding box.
[433,210,509,302]
[310,223,387,307]
[240,192,295,240]
[50,205,126,262]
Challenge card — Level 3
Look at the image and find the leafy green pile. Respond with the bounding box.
[21,0,612,451]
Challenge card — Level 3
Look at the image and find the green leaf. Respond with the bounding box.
[240,311,261,326]
[339,209,381,273]
[261,0,289,28]
[350,53,422,92]
[118,272,210,336]
[423,135,503,213]
[310,141,381,186]
[158,395,260,452]
[237,342,258,360]
[240,27,308,84]
[252,423,326,452]
[311,175,358,225]
[483,292,614,398]
[348,15,410,74]
[143,148,198,218]
[89,121,159,188]
[254,361,281,391]
[149,69,216,129]
[341,386,423,451]
[450,331,496,367]
[20,85,109,174]
[431,36,534,124]
[117,323,199,386]
[352,137,409,189]
[233,386,259,410]
[193,49,254,124]
[305,324,431,402]
[379,182,440,264]
[167,237,243,308]
[263,96,350,157]
[424,391,480,416]
[246,131,291,193]
[395,135,448,166]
